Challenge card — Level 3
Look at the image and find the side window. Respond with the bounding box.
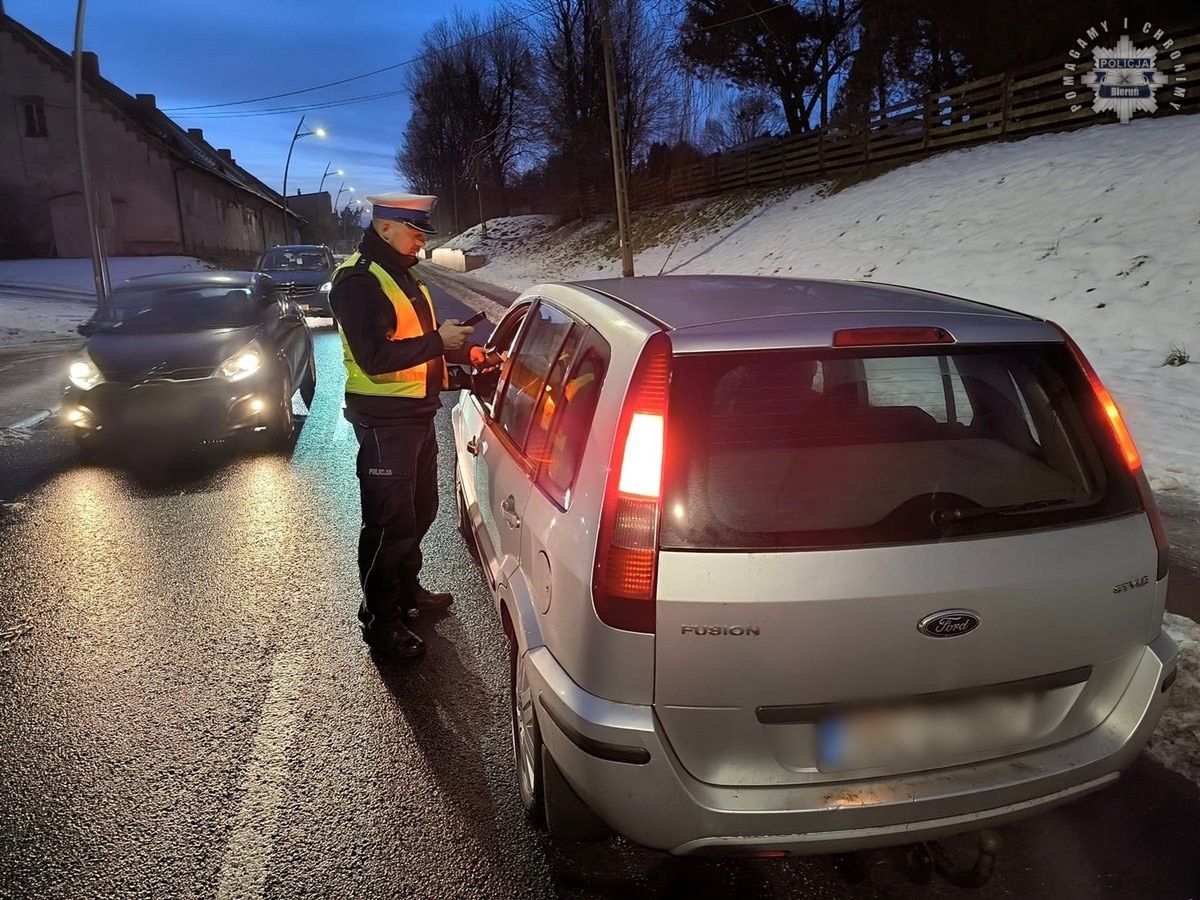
[476,303,530,409]
[525,328,585,466]
[495,303,574,448]
[22,98,47,138]
[535,336,609,504]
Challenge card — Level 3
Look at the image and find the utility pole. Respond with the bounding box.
[598,0,634,277]
[475,154,487,239]
[73,0,107,313]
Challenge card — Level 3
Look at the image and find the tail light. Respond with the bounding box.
[833,326,955,347]
[1056,324,1169,580]
[593,333,671,632]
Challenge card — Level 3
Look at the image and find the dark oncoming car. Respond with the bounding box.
[65,272,315,451]
[255,244,335,317]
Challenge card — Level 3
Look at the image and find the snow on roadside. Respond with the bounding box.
[0,255,212,293]
[1149,613,1200,786]
[0,256,212,347]
[444,115,1200,495]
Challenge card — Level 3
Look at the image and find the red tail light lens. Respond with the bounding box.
[593,333,670,632]
[1056,324,1168,580]
[833,326,955,347]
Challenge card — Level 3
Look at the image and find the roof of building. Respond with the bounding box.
[570,275,1031,330]
[1,13,300,219]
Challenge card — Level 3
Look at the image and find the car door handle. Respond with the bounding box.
[466,437,480,456]
[501,495,521,529]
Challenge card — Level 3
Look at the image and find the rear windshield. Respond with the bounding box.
[661,344,1141,551]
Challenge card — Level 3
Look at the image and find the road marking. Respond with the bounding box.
[216,650,306,900]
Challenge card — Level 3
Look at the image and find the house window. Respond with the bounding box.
[23,98,48,138]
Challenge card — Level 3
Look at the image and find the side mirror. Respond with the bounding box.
[77,320,99,336]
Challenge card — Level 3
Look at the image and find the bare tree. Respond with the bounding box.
[700,90,782,153]
[678,0,861,133]
[395,10,535,229]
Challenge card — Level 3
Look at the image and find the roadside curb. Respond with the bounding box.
[0,282,94,302]
[3,406,59,432]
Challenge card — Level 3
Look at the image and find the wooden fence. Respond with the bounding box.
[628,21,1200,210]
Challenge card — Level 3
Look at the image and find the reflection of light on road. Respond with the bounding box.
[225,458,299,601]
[44,468,158,639]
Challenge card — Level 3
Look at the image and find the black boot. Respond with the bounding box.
[362,618,426,659]
[411,584,454,612]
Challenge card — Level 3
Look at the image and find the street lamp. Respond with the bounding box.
[334,184,355,212]
[74,0,108,312]
[318,163,344,195]
[281,114,326,239]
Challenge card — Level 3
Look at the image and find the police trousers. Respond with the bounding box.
[352,420,439,628]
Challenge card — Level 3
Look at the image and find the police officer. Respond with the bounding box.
[330,193,492,658]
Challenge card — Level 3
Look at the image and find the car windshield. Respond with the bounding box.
[259,249,330,271]
[98,286,261,333]
[661,343,1141,551]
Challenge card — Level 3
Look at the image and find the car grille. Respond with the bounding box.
[105,366,214,383]
[276,282,319,299]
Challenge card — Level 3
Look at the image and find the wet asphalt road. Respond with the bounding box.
[1,280,1198,900]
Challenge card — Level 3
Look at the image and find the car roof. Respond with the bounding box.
[568,275,1031,331]
[116,271,262,290]
[552,275,1061,352]
[265,245,329,253]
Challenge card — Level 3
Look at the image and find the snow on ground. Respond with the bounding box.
[446,115,1200,495]
[0,256,212,346]
[1149,613,1200,785]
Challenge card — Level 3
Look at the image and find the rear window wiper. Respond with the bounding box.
[932,497,1093,526]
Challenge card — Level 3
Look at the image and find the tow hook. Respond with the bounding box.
[831,830,1001,888]
[927,829,1002,888]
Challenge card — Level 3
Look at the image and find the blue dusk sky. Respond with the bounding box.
[7,0,500,203]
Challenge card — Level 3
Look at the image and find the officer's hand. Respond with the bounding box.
[469,346,505,372]
[438,319,474,351]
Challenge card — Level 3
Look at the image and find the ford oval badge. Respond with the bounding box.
[917,610,981,638]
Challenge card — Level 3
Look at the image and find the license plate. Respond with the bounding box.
[818,691,1040,772]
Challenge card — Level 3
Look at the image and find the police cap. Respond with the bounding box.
[367,192,438,234]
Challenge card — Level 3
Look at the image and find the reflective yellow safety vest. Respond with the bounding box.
[334,251,449,398]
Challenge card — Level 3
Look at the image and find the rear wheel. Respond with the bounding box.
[510,637,545,826]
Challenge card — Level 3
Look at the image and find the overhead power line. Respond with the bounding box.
[168,1,780,123]
[161,2,556,113]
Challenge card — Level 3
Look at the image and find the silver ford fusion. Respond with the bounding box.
[451,274,1176,856]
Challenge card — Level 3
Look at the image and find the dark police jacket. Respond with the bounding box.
[330,227,475,426]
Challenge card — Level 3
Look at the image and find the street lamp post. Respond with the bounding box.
[318,162,344,195]
[281,114,325,241]
[73,0,107,313]
[334,184,355,212]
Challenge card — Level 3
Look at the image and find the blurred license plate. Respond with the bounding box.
[818,691,1039,772]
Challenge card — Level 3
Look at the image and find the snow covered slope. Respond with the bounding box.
[447,115,1200,493]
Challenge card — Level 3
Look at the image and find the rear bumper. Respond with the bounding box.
[527,632,1177,855]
